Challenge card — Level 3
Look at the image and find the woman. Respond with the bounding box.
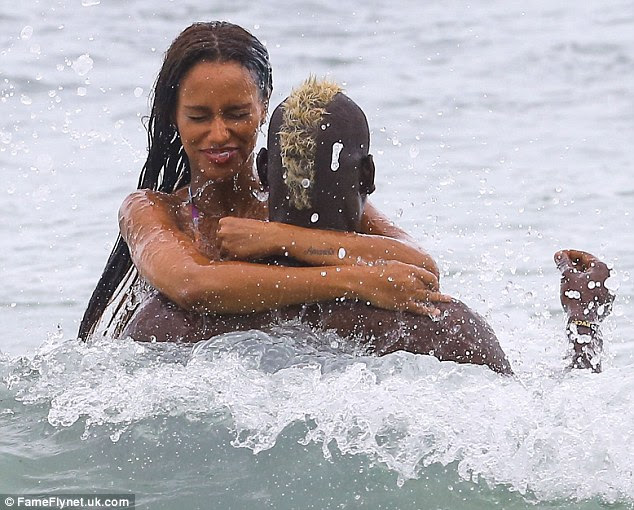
[78,21,445,341]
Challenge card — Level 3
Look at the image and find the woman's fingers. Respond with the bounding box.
[410,288,452,303]
[405,301,441,317]
[427,291,453,303]
[409,266,439,291]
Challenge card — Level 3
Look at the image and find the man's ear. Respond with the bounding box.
[256,148,269,190]
[359,154,376,195]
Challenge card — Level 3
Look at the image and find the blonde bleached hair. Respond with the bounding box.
[279,76,342,209]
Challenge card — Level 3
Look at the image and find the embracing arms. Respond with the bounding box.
[119,191,447,316]
[217,202,440,278]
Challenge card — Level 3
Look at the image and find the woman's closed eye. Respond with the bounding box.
[186,111,250,122]
[225,110,251,120]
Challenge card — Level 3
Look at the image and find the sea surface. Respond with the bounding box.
[1,0,633,508]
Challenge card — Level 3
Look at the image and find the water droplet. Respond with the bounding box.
[310,212,319,223]
[71,54,93,76]
[20,94,32,105]
[20,26,33,40]
[81,0,100,5]
[320,271,327,277]
[331,141,344,171]
[409,144,419,158]
[604,275,619,292]
[301,178,310,188]
[337,247,346,259]
[133,87,143,98]
[77,87,87,96]
[588,281,596,289]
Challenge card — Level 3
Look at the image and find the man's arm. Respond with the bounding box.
[555,249,615,372]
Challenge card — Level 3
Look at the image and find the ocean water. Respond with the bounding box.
[1,0,633,508]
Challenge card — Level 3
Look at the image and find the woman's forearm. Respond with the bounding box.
[158,259,446,316]
[217,217,440,279]
[175,261,355,313]
[272,222,438,274]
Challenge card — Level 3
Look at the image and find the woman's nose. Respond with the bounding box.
[207,117,230,145]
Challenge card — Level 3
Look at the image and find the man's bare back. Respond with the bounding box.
[124,291,512,374]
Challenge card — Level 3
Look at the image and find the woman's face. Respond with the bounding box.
[175,60,265,183]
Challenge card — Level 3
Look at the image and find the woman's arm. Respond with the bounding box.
[217,200,440,280]
[119,192,448,315]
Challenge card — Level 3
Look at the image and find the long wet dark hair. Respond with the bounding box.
[78,22,273,340]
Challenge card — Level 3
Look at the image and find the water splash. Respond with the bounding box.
[1,332,633,504]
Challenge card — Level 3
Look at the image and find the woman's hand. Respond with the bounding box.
[217,217,279,260]
[555,249,615,323]
[350,260,451,316]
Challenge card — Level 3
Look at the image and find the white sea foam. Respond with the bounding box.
[1,332,632,503]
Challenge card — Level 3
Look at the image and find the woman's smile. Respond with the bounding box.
[202,147,240,165]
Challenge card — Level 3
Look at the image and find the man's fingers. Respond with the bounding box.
[556,249,611,282]
[554,250,575,274]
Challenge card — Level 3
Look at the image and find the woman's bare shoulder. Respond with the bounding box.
[118,189,189,241]
[120,189,186,222]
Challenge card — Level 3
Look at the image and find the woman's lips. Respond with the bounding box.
[203,148,238,165]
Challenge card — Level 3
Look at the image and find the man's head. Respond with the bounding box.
[257,77,375,232]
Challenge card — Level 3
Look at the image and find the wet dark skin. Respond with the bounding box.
[124,93,615,374]
[555,249,615,372]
